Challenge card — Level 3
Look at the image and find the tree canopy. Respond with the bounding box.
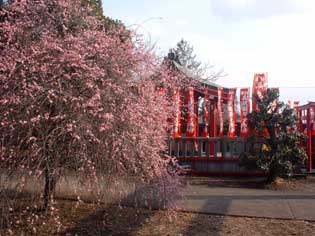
[0,0,180,213]
[240,89,307,182]
[164,38,222,83]
[168,39,202,71]
[82,0,103,19]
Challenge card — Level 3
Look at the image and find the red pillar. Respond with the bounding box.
[186,87,196,137]
[209,100,216,155]
[173,88,181,138]
[297,109,303,149]
[307,108,312,172]
[202,89,209,137]
[209,100,216,137]
[298,109,303,133]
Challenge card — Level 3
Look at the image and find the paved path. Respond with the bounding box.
[176,185,315,221]
[3,171,315,221]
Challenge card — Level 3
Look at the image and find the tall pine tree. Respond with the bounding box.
[168,39,201,71]
[165,38,222,81]
[82,0,104,19]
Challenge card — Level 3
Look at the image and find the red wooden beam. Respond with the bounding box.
[298,109,303,133]
[176,157,240,162]
[190,170,267,176]
[307,108,312,172]
[209,100,217,138]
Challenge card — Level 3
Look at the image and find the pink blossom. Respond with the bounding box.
[0,1,183,230]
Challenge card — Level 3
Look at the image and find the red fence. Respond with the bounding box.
[169,137,266,176]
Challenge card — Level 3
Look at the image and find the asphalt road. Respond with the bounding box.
[177,184,315,221]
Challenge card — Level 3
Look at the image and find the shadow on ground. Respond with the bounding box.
[60,182,229,236]
[6,176,315,235]
[60,183,178,236]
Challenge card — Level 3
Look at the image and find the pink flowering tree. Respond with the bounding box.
[0,0,180,218]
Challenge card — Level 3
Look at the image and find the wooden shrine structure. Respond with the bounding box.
[296,102,315,173]
[169,72,314,175]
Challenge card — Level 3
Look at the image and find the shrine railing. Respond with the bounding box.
[169,137,265,175]
[169,137,249,159]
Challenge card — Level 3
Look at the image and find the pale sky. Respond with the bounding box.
[103,0,315,104]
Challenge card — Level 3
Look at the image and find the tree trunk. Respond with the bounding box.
[267,164,280,183]
[43,167,57,210]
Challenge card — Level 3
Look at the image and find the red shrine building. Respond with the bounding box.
[169,72,315,175]
[296,102,315,172]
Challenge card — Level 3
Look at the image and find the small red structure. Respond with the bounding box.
[169,77,261,175]
[170,72,313,175]
[296,102,315,172]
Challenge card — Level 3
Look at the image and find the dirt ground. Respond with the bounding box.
[185,175,315,193]
[1,200,315,236]
[1,176,315,236]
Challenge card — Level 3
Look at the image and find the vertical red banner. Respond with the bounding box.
[269,88,279,113]
[293,101,299,113]
[252,73,268,111]
[186,87,196,137]
[268,88,280,135]
[292,101,300,132]
[227,88,236,137]
[202,89,209,137]
[217,87,223,137]
[210,100,217,137]
[311,108,315,124]
[288,100,292,109]
[310,107,315,136]
[240,88,250,137]
[173,88,181,138]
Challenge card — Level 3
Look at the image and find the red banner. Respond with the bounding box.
[173,88,181,138]
[293,101,299,113]
[268,88,280,135]
[217,87,223,137]
[269,88,279,113]
[288,100,292,109]
[201,89,209,137]
[186,87,196,137]
[252,73,268,111]
[291,101,299,132]
[240,88,250,137]
[227,88,236,137]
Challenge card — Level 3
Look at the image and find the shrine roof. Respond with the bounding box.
[173,61,229,92]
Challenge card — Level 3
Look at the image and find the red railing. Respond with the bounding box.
[169,137,266,175]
